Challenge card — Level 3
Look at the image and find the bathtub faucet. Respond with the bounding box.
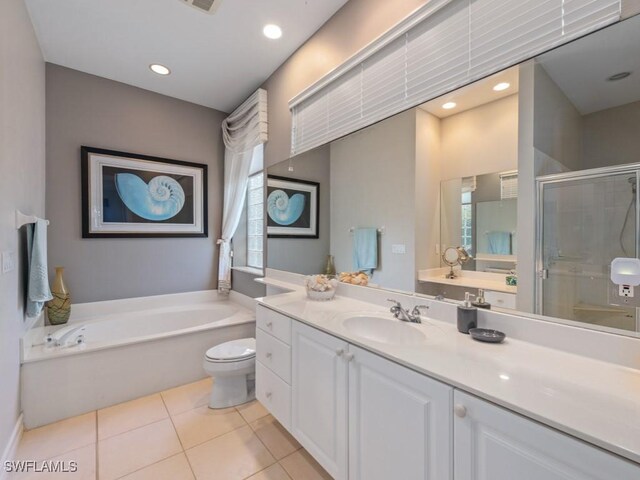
[46,324,86,347]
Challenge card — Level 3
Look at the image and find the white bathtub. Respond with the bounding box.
[21,290,256,428]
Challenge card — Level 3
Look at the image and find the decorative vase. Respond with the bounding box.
[324,255,336,276]
[47,267,71,325]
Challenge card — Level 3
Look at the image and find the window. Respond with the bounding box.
[461,191,473,254]
[246,172,264,269]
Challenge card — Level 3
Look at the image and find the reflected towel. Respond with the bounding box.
[487,231,512,255]
[353,228,378,275]
[26,219,52,317]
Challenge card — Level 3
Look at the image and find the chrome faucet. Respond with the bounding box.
[46,324,86,347]
[387,300,429,324]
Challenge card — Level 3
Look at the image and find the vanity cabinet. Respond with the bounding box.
[291,321,349,480]
[454,391,640,480]
[348,345,453,480]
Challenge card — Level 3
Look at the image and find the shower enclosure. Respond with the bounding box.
[536,164,640,332]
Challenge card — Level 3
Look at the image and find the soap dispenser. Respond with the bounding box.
[457,292,477,334]
[472,289,491,309]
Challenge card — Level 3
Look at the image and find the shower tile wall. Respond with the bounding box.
[542,173,637,331]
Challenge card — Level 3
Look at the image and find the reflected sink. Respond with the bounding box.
[342,315,426,345]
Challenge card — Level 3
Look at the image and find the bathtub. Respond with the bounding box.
[21,290,256,428]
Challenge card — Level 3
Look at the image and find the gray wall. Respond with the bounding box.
[0,0,46,454]
[267,145,331,275]
[46,64,227,303]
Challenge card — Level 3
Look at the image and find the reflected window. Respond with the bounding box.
[461,191,473,254]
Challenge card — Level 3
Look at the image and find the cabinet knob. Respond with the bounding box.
[344,352,355,362]
[266,322,273,329]
[266,352,272,359]
[265,392,272,399]
[336,349,344,357]
[454,404,467,418]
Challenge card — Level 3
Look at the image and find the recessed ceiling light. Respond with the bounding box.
[442,102,457,110]
[607,71,631,81]
[149,64,171,76]
[263,24,283,40]
[493,82,511,91]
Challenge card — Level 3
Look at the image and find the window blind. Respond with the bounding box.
[290,0,620,156]
[500,172,518,199]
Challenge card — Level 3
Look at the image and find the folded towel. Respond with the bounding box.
[26,219,52,317]
[352,228,378,275]
[487,231,512,255]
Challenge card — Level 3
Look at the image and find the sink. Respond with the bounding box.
[341,315,426,345]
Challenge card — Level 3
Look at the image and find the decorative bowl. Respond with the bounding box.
[305,274,338,301]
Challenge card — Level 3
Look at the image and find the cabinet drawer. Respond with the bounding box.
[256,306,292,344]
[484,291,516,309]
[256,361,291,430]
[256,328,292,384]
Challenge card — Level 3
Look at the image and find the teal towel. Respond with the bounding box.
[487,231,512,255]
[352,228,378,275]
[26,219,52,317]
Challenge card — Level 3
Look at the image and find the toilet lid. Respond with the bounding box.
[205,338,256,362]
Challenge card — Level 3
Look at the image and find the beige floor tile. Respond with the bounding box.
[98,419,182,480]
[98,393,168,440]
[118,453,194,480]
[16,412,96,462]
[171,405,246,449]
[279,450,333,480]
[246,463,292,480]
[10,443,96,480]
[185,425,275,480]
[161,378,212,416]
[250,415,301,460]
[236,400,269,424]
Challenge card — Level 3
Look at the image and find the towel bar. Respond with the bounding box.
[349,226,385,235]
[16,210,50,230]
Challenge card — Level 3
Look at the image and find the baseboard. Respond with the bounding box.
[0,413,23,480]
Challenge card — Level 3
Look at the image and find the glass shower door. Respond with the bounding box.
[538,170,639,332]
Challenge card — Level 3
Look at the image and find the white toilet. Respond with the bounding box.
[203,338,256,409]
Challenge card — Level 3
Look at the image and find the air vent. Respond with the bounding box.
[181,0,221,14]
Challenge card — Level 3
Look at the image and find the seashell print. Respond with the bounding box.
[115,173,186,221]
[267,189,305,226]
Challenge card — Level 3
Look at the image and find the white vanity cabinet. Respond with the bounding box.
[291,320,349,480]
[348,345,453,480]
[454,390,640,480]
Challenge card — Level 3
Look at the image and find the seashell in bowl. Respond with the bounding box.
[304,274,338,301]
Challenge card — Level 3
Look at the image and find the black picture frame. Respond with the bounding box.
[267,175,320,239]
[81,146,208,238]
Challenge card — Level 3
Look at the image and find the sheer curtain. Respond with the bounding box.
[217,89,268,293]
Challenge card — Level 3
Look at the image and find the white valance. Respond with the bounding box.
[289,0,620,155]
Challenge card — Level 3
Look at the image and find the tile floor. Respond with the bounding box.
[11,378,333,480]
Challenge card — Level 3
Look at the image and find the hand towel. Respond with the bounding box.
[487,231,512,255]
[26,218,52,317]
[352,228,378,275]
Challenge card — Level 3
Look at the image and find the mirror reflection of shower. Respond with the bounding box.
[620,177,637,256]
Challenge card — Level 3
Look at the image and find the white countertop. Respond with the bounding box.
[257,290,640,465]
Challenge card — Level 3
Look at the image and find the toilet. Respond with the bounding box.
[203,338,256,409]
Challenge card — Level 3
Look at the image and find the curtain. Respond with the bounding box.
[217,89,268,293]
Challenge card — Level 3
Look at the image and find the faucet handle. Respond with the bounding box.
[411,305,429,317]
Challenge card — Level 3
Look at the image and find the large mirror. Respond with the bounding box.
[266,14,640,337]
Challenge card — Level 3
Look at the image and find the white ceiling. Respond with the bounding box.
[537,15,640,115]
[25,0,348,112]
[419,67,520,119]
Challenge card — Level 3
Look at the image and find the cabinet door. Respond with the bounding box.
[291,321,349,480]
[454,390,640,480]
[348,345,453,480]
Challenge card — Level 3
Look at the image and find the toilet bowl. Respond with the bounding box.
[203,338,256,409]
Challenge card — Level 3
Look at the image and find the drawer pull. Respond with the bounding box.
[344,352,355,362]
[336,349,344,357]
[266,322,273,329]
[266,352,272,359]
[266,391,272,399]
[454,404,467,418]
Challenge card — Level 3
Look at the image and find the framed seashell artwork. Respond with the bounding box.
[267,175,319,238]
[81,146,207,237]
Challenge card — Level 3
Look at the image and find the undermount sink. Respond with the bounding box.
[341,314,426,345]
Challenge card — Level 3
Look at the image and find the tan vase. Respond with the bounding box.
[47,267,71,325]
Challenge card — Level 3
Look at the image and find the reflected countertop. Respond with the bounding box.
[257,289,640,465]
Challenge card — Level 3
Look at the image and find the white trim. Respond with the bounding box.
[288,0,454,108]
[231,266,264,276]
[0,414,23,480]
